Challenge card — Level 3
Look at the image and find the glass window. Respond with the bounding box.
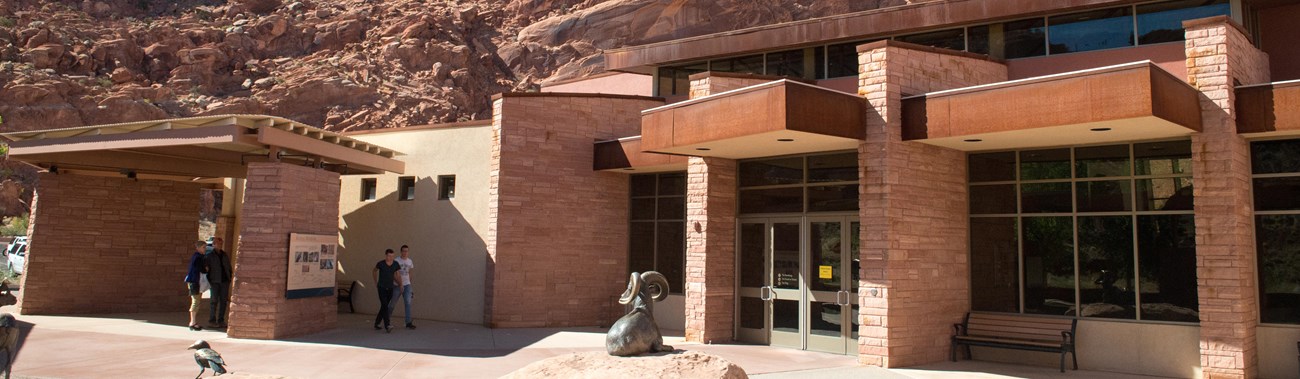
[398,176,416,201]
[1022,182,1072,213]
[1021,148,1071,180]
[971,217,1020,313]
[360,178,377,201]
[970,184,1016,215]
[437,175,455,200]
[808,185,858,212]
[1023,216,1076,315]
[1076,180,1133,212]
[808,153,858,183]
[1254,177,1300,211]
[627,172,689,295]
[1137,0,1230,45]
[740,157,803,187]
[656,62,708,96]
[1138,214,1199,322]
[972,141,1195,322]
[1003,18,1048,58]
[1136,178,1193,211]
[825,41,871,79]
[1258,214,1300,324]
[969,152,1017,183]
[1251,139,1300,174]
[968,25,991,56]
[1049,7,1135,54]
[766,49,808,78]
[896,28,966,51]
[740,223,766,288]
[1135,140,1192,175]
[711,54,764,74]
[740,187,804,214]
[657,221,686,294]
[1075,145,1131,178]
[629,222,655,274]
[1078,216,1136,319]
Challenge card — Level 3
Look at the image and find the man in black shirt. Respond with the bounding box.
[372,249,400,332]
[205,237,233,328]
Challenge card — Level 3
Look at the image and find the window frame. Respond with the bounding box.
[968,139,1197,324]
[1250,137,1300,326]
[437,175,456,200]
[628,172,688,295]
[360,178,377,202]
[398,176,416,201]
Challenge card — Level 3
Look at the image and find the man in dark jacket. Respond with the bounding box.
[205,238,233,328]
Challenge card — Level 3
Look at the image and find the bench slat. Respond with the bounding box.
[969,324,1068,337]
[954,335,1063,348]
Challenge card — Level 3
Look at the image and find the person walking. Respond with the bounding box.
[372,249,401,333]
[184,241,208,331]
[205,237,233,328]
[390,245,416,329]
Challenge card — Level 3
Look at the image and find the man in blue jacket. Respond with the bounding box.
[184,240,207,331]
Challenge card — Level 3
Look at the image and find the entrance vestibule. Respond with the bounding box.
[736,215,860,354]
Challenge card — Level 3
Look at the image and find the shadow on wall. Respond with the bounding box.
[337,177,487,326]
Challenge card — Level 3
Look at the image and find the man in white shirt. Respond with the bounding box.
[390,244,416,329]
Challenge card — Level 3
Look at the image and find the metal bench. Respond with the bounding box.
[337,281,358,313]
[951,312,1078,372]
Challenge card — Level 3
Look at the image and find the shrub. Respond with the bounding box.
[0,215,27,237]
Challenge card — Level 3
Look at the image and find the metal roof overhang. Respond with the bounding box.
[639,80,866,159]
[1,115,405,181]
[1236,79,1300,137]
[902,61,1203,151]
[593,136,688,172]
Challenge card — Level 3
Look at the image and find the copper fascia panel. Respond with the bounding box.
[258,127,406,175]
[593,137,688,171]
[640,81,865,152]
[1237,80,1300,134]
[902,62,1201,141]
[605,0,1136,71]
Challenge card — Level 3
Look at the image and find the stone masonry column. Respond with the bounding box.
[227,162,340,339]
[684,156,737,343]
[855,41,1007,367]
[1184,16,1270,379]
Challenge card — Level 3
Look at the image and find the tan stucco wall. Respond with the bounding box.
[1257,326,1300,379]
[541,72,653,96]
[338,124,492,325]
[972,320,1201,378]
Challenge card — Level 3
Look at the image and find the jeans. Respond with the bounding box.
[388,284,413,325]
[375,286,394,328]
[208,283,229,324]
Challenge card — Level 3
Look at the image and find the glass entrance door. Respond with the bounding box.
[736,216,859,354]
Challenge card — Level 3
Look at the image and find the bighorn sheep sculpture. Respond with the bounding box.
[606,271,673,356]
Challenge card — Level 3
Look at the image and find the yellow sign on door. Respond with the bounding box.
[819,265,833,279]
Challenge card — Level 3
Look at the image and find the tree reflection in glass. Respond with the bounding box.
[1023,216,1075,315]
[1078,216,1135,319]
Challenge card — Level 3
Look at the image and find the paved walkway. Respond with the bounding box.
[0,307,1173,378]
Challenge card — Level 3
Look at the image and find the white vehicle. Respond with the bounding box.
[3,237,26,275]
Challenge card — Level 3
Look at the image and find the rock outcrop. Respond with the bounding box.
[0,0,902,132]
[501,351,748,379]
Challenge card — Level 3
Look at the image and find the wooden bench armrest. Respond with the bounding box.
[953,323,967,336]
[1061,330,1074,345]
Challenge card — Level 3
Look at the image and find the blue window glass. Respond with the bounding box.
[1049,7,1134,54]
[1137,0,1230,45]
[896,28,966,51]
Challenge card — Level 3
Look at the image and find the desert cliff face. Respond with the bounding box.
[0,0,906,132]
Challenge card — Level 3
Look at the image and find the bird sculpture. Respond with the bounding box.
[187,340,228,378]
[0,313,18,379]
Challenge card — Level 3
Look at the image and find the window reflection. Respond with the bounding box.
[1138,215,1199,322]
[1078,216,1136,319]
[1137,0,1230,45]
[1023,217,1076,316]
[971,218,1019,313]
[1258,215,1300,324]
[1049,7,1135,54]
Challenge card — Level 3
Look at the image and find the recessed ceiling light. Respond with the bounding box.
[964,139,983,142]
[1090,127,1112,132]
[696,147,711,151]
[777,138,795,142]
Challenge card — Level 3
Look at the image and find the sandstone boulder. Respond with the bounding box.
[501,351,748,379]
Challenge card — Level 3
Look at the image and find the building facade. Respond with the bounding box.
[336,1,1300,378]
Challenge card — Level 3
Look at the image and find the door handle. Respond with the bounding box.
[760,286,774,301]
[836,290,850,306]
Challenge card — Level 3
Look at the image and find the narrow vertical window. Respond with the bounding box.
[438,175,456,200]
[360,178,377,201]
[398,176,416,201]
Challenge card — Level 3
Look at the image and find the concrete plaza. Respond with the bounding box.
[0,302,1173,379]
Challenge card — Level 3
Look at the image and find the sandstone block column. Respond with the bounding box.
[484,93,663,328]
[19,173,200,315]
[1184,16,1270,379]
[683,156,737,343]
[856,41,1007,367]
[227,162,340,339]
